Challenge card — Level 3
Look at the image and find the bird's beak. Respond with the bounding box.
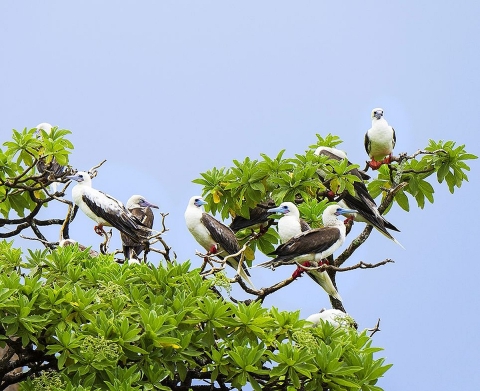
[195,199,208,207]
[267,206,285,214]
[143,200,159,209]
[336,208,357,216]
[373,112,382,120]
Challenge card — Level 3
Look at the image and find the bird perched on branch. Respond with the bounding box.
[121,195,159,262]
[364,108,396,170]
[257,203,356,301]
[315,146,403,247]
[184,196,254,288]
[67,172,151,244]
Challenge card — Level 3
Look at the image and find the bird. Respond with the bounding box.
[364,108,396,170]
[67,171,151,243]
[184,196,254,287]
[121,195,159,261]
[229,199,277,233]
[305,308,355,328]
[315,146,403,247]
[35,122,65,192]
[257,202,356,301]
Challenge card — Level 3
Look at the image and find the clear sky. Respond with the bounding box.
[1,1,479,389]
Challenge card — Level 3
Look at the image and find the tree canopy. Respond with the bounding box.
[0,127,476,390]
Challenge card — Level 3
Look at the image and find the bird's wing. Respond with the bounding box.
[299,219,311,232]
[272,227,341,257]
[230,202,275,232]
[392,126,396,149]
[201,213,252,280]
[201,213,241,256]
[82,190,148,240]
[364,131,371,155]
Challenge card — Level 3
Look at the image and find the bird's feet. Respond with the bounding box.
[368,159,384,170]
[94,225,106,236]
[368,154,393,170]
[292,261,312,279]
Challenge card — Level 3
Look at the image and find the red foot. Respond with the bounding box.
[369,154,393,170]
[382,154,393,165]
[94,225,105,236]
[208,244,218,254]
[292,261,312,279]
[368,159,384,170]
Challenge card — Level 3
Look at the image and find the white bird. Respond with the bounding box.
[257,203,356,302]
[305,308,354,328]
[184,196,254,288]
[364,108,396,170]
[35,122,65,192]
[121,195,159,261]
[67,172,151,243]
[315,146,403,248]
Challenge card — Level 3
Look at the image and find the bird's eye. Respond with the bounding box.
[79,174,83,179]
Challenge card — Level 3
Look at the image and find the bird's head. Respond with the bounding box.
[268,202,298,217]
[323,204,358,219]
[371,108,384,120]
[127,195,159,209]
[190,196,207,208]
[66,171,91,185]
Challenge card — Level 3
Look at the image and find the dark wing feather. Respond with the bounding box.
[230,199,276,232]
[299,219,311,232]
[364,132,371,156]
[82,192,149,241]
[392,127,396,149]
[202,214,241,256]
[122,207,155,258]
[342,191,400,236]
[201,213,250,275]
[271,227,340,258]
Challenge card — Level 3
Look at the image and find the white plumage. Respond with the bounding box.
[258,203,356,302]
[364,108,396,169]
[185,196,254,288]
[67,171,150,243]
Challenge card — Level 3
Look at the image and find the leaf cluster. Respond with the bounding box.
[0,126,73,219]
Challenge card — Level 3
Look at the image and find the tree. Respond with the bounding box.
[0,127,475,390]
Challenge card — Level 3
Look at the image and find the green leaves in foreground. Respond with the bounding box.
[1,241,391,390]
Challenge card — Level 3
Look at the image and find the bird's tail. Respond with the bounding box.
[305,270,343,302]
[226,258,255,289]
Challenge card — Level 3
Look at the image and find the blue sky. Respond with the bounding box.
[1,1,480,389]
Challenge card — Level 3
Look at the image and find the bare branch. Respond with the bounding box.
[368,318,382,337]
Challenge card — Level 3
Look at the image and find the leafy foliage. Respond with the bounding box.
[0,127,476,390]
[0,126,73,220]
[0,241,391,390]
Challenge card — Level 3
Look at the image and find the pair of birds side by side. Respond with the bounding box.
[256,202,356,302]
[67,171,158,262]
